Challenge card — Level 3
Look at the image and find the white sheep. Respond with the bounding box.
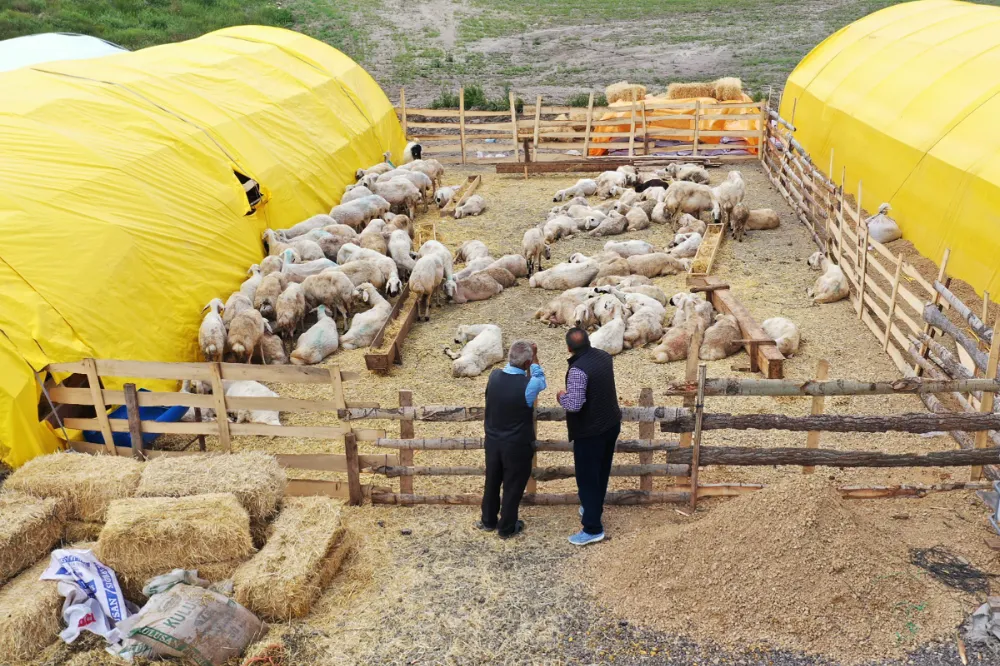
[279,254,338,283]
[651,202,671,225]
[254,273,287,320]
[807,252,850,304]
[522,227,550,276]
[409,254,445,321]
[669,231,703,258]
[676,213,707,236]
[651,306,704,363]
[443,324,504,377]
[700,313,743,360]
[228,308,269,362]
[454,257,495,281]
[550,196,589,215]
[399,158,444,189]
[591,274,652,288]
[418,240,454,279]
[604,240,654,258]
[623,305,665,349]
[587,211,628,237]
[341,283,392,350]
[667,163,710,184]
[302,270,355,331]
[455,194,486,219]
[355,153,393,180]
[455,240,491,263]
[711,170,745,227]
[334,260,386,290]
[490,254,529,278]
[746,208,781,231]
[543,215,578,242]
[573,293,628,330]
[335,245,403,294]
[729,203,750,241]
[373,178,421,219]
[626,253,688,278]
[359,219,388,255]
[866,203,901,244]
[320,224,359,256]
[596,170,627,198]
[199,298,227,362]
[329,198,375,230]
[378,169,433,205]
[529,260,599,290]
[290,305,340,365]
[617,165,638,187]
[553,178,598,202]
[341,185,374,205]
[241,265,262,302]
[388,228,417,278]
[449,272,504,304]
[669,293,715,329]
[762,317,801,357]
[256,331,288,365]
[664,181,719,223]
[275,283,306,340]
[280,214,336,240]
[534,287,598,327]
[435,185,459,208]
[589,316,626,355]
[625,207,650,231]
[223,292,253,328]
[620,284,668,305]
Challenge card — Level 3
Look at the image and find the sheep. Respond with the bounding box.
[866,203,901,244]
[762,317,801,357]
[616,165,638,187]
[669,292,715,329]
[746,208,781,231]
[275,283,306,340]
[573,293,628,330]
[290,305,340,365]
[589,316,626,355]
[341,185,374,205]
[651,311,703,363]
[482,265,517,288]
[489,254,529,278]
[372,178,421,219]
[591,274,652,288]
[807,252,850,304]
[199,298,227,362]
[302,270,355,331]
[377,169,433,204]
[329,198,375,230]
[676,213,707,236]
[443,324,504,378]
[279,254,338,283]
[621,284,668,305]
[281,214,336,240]
[669,231,703,259]
[700,313,743,360]
[553,178,598,201]
[550,196,589,215]
[260,255,284,277]
[564,204,593,220]
[355,153,393,180]
[711,170,745,227]
[222,292,253,329]
[522,227,550,276]
[261,230,324,261]
[605,240,655,258]
[625,207,650,232]
[402,141,422,163]
[729,203,750,241]
[613,189,641,213]
[384,214,413,239]
[228,309,269,362]
[435,185,459,208]
[241,265,262,302]
[455,240,491,264]
[651,202,671,225]
[388,228,417,278]
[454,257,495,280]
[449,272,505,304]
[534,287,597,327]
[455,194,486,219]
[409,255,445,321]
[635,178,672,193]
[334,260,387,290]
[399,158,444,189]
[579,210,606,231]
[640,187,667,204]
[359,219,388,254]
[587,211,628,238]
[661,163,710,184]
[626,253,687,278]
[543,215,579,242]
[663,181,719,224]
[623,305,665,349]
[417,240,454,279]
[593,255,631,280]
[253,331,288,366]
[596,170,627,198]
[254,273,287,320]
[529,260,599,290]
[341,283,392,350]
[321,224,359,255]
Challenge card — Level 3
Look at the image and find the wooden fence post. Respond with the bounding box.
[628,91,637,157]
[884,255,904,351]
[399,390,414,496]
[915,248,951,376]
[692,100,701,156]
[400,87,408,139]
[641,100,649,155]
[329,365,346,410]
[856,225,869,320]
[639,387,654,492]
[803,360,830,475]
[344,430,363,506]
[758,98,767,164]
[972,317,1000,481]
[836,167,846,266]
[459,87,467,165]
[688,363,708,511]
[532,94,542,155]
[509,91,519,162]
[209,362,232,452]
[123,383,145,460]
[676,328,704,466]
[83,358,116,455]
[583,92,594,157]
[526,410,538,495]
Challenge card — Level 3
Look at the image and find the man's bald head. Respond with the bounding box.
[566,327,590,354]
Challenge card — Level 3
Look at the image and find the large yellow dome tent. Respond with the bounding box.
[0,26,405,468]
[781,0,1000,299]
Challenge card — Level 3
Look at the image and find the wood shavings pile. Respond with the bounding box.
[580,475,966,662]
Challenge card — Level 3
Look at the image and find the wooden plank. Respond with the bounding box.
[689,363,707,511]
[458,87,467,165]
[532,94,542,151]
[802,360,830,474]
[373,438,680,452]
[508,91,519,162]
[329,365,346,410]
[583,93,594,157]
[344,431,363,506]
[399,390,414,495]
[400,87,407,138]
[62,417,378,440]
[83,358,117,455]
[627,94,637,157]
[692,100,701,155]
[285,479,350,499]
[703,279,784,378]
[640,100,649,155]
[273,453,398,472]
[372,490,690,506]
[48,387,372,413]
[123,383,145,460]
[972,316,1000,480]
[639,388,654,491]
[209,363,232,452]
[884,256,904,351]
[663,375,1000,398]
[916,249,952,376]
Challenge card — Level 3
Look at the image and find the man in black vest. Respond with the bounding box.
[477,340,547,539]
[557,328,621,545]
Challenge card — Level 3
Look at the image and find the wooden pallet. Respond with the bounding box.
[688,223,725,277]
[364,286,419,373]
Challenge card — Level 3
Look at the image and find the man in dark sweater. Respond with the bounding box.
[557,328,622,545]
[477,340,547,539]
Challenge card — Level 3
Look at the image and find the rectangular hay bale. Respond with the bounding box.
[233,497,349,620]
[0,491,65,584]
[97,493,254,573]
[136,451,286,522]
[0,558,63,661]
[4,452,142,522]
[63,520,104,543]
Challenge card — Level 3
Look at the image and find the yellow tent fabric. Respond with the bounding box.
[781,0,1000,298]
[0,26,405,468]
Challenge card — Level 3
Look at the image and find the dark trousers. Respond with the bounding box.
[573,422,621,535]
[481,438,534,536]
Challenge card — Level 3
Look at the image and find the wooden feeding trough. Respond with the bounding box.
[364,286,419,374]
[688,276,785,378]
[688,223,725,277]
[439,175,481,218]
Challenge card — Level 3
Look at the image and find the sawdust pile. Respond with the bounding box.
[582,476,963,661]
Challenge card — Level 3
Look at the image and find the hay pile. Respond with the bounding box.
[97,493,255,601]
[233,497,350,620]
[64,520,104,542]
[136,451,286,522]
[0,491,64,584]
[605,81,647,104]
[4,452,142,521]
[666,77,744,101]
[712,76,744,101]
[0,557,63,661]
[582,476,962,661]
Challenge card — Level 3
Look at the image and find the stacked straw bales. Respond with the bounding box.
[605,81,647,105]
[0,557,64,661]
[666,77,744,101]
[0,492,65,583]
[234,497,350,620]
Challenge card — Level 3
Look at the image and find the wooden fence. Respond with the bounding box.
[399,87,766,166]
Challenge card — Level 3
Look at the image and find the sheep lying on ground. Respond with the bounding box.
[409,255,445,321]
[199,299,227,362]
[762,317,801,357]
[651,303,704,363]
[341,283,392,350]
[626,253,688,278]
[625,207,650,231]
[455,195,486,219]
[534,287,597,327]
[448,272,505,304]
[290,305,340,365]
[711,170,745,227]
[664,163,710,184]
[434,185,459,208]
[490,254,529,278]
[746,208,780,231]
[669,293,715,329]
[623,305,665,349]
[592,274,652,288]
[572,293,628,330]
[543,215,579,243]
[482,265,517,288]
[700,313,743,360]
[669,231,703,259]
[521,228,550,276]
[587,211,628,238]
[605,240,655,258]
[454,257,495,281]
[455,240,491,263]
[529,260,599,290]
[589,316,626,355]
[676,213,707,236]
[807,251,850,304]
[596,170,627,198]
[553,178,598,201]
[443,324,504,377]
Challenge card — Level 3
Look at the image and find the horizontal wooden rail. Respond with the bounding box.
[370,438,680,452]
[372,463,690,479]
[48,386,376,412]
[47,359,359,384]
[340,406,687,422]
[372,489,691,506]
[662,376,1000,398]
[63,417,383,441]
[660,411,1000,434]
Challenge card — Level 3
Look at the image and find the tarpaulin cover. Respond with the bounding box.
[781,0,1000,298]
[0,26,405,468]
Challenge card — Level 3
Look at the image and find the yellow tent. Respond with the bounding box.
[781,0,1000,298]
[0,26,405,468]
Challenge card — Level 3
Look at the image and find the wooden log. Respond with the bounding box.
[583,92,594,157]
[702,279,784,378]
[373,463,690,479]
[659,445,1000,468]
[662,375,1000,398]
[923,304,989,372]
[659,411,1000,434]
[689,363,707,510]
[692,100,701,155]
[372,490,691,506]
[459,87,466,165]
[344,431,363,506]
[372,438,681,452]
[972,317,1000,480]
[339,405,690,422]
[532,94,542,151]
[639,388,654,491]
[509,91,519,161]
[209,362,232,452]
[803,360,829,474]
[917,332,974,380]
[916,248,951,375]
[398,390,414,495]
[917,392,999,481]
[123,383,145,460]
[677,326,703,475]
[628,92,637,157]
[839,482,992,499]
[934,281,992,344]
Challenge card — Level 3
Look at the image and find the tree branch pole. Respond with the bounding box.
[934,281,993,345]
[663,375,1000,398]
[923,305,990,372]
[689,363,708,511]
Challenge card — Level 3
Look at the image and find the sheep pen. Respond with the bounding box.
[107,161,1000,666]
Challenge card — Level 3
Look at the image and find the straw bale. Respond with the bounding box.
[136,451,286,521]
[4,452,142,522]
[0,557,63,661]
[63,520,104,543]
[233,497,349,620]
[115,559,244,604]
[97,493,254,573]
[0,491,64,584]
[666,81,715,100]
[713,76,744,101]
[605,81,647,105]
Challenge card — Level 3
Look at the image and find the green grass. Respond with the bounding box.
[0,0,292,49]
[430,84,524,112]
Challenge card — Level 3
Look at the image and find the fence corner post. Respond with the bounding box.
[688,363,708,511]
[803,360,830,475]
[639,387,654,492]
[345,430,363,506]
[399,389,414,496]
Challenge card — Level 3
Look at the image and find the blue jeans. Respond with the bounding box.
[572,422,621,535]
